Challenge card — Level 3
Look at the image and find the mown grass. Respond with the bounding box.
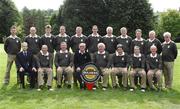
[0,44,180,109]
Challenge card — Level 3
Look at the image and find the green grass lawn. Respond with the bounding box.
[0,44,180,109]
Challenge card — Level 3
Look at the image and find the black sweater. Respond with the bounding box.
[93,51,110,68]
[146,54,162,70]
[87,35,102,53]
[145,38,162,55]
[162,41,178,62]
[110,53,130,68]
[24,36,41,55]
[54,51,74,67]
[41,35,55,53]
[116,36,132,54]
[4,36,21,55]
[131,38,146,54]
[70,35,87,52]
[74,51,91,68]
[130,54,145,69]
[54,35,71,51]
[101,36,116,54]
[36,52,53,68]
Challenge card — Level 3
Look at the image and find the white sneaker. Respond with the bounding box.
[102,87,107,91]
[37,88,41,91]
[141,89,145,92]
[129,88,134,92]
[92,87,97,90]
[49,88,54,91]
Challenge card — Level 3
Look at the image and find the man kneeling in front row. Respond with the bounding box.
[37,45,53,91]
[16,42,37,89]
[54,42,74,89]
[129,46,146,92]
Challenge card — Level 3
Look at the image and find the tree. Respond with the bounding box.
[157,10,180,40]
[51,0,154,37]
[0,0,21,42]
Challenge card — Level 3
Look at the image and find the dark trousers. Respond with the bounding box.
[18,69,36,88]
[75,70,86,89]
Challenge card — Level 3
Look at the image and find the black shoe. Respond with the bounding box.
[57,85,62,89]
[67,85,71,89]
[113,85,118,89]
[150,88,156,91]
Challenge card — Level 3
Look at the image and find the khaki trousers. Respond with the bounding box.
[147,69,162,89]
[38,68,53,86]
[56,66,73,85]
[163,62,174,89]
[129,68,146,89]
[100,68,110,87]
[111,67,128,87]
[4,54,16,83]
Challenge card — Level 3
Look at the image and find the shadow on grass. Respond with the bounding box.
[0,84,180,105]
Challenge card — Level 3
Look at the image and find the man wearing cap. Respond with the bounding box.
[110,44,130,90]
[162,32,178,89]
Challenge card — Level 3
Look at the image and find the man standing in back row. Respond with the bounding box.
[4,25,21,85]
[162,32,177,89]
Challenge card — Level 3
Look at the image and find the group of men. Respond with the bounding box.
[3,24,178,92]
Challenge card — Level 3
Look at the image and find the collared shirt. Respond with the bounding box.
[75,34,84,37]
[97,51,105,54]
[40,50,49,56]
[116,51,125,56]
[150,53,157,58]
[163,40,172,44]
[60,50,68,53]
[120,35,128,39]
[29,34,38,38]
[79,50,85,54]
[9,35,18,39]
[134,38,143,41]
[58,33,68,37]
[148,38,155,42]
[105,34,114,37]
[92,33,100,37]
[45,34,52,38]
[133,53,142,57]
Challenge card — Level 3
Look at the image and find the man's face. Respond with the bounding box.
[11,28,17,35]
[136,32,142,38]
[164,36,170,42]
[45,28,51,34]
[76,27,82,36]
[60,27,66,34]
[117,48,123,54]
[30,28,36,35]
[42,46,48,53]
[150,47,157,54]
[60,43,67,50]
[98,45,105,52]
[107,29,112,35]
[79,45,86,51]
[134,48,140,55]
[149,33,155,39]
[22,44,28,51]
[121,29,127,36]
[92,26,98,34]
